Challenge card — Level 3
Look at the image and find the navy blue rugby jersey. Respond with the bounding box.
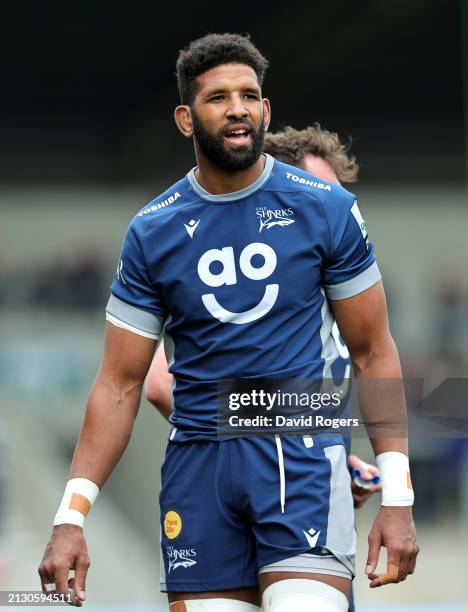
[106,154,381,440]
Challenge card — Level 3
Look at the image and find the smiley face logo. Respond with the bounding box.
[197,242,279,324]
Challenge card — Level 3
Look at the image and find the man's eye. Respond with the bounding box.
[245,94,259,99]
[210,95,224,102]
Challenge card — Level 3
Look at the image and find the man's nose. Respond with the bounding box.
[226,95,248,119]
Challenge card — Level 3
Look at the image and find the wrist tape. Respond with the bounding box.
[376,451,414,506]
[53,478,100,527]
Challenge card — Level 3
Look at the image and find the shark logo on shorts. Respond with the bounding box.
[167,546,197,573]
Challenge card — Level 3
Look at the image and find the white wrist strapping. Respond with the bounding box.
[53,478,100,527]
[376,451,414,506]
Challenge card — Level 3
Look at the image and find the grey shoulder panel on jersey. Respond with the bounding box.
[106,294,164,339]
[325,261,381,301]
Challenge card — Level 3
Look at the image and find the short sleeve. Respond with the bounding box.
[323,190,381,300]
[106,221,167,339]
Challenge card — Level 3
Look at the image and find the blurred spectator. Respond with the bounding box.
[0,246,108,312]
[409,268,468,523]
[30,252,106,310]
[432,272,468,375]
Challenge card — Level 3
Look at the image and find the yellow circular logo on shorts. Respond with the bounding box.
[164,510,182,540]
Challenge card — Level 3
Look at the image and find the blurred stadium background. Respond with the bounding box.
[1,1,468,610]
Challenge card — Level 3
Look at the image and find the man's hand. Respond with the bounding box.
[38,325,156,607]
[348,454,382,509]
[366,506,419,588]
[38,524,90,607]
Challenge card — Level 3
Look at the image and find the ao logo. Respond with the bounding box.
[197,242,279,324]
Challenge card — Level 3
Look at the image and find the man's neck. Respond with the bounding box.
[194,153,266,195]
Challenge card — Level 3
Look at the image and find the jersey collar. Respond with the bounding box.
[187,154,274,202]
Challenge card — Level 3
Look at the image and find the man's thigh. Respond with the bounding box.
[244,435,356,611]
[235,435,356,576]
[160,436,356,608]
[258,572,350,611]
[258,571,350,598]
[160,441,258,594]
[168,587,260,607]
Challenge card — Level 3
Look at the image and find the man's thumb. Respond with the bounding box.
[366,532,381,575]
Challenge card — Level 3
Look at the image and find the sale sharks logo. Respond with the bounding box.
[256,206,295,232]
[166,546,197,573]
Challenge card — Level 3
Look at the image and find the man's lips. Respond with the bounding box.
[223,124,253,146]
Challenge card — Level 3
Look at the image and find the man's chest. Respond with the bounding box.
[149,196,329,324]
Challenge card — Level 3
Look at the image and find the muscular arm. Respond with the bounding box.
[331,281,407,456]
[39,323,157,604]
[331,281,418,587]
[70,323,157,485]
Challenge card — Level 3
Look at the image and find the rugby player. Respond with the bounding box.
[38,34,418,612]
[145,126,379,612]
[145,124,382,511]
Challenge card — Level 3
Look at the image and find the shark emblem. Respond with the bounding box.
[168,557,197,573]
[167,546,198,573]
[259,217,295,233]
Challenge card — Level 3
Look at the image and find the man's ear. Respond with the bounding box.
[262,98,271,131]
[174,105,193,138]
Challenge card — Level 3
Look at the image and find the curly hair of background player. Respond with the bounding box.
[263,125,359,184]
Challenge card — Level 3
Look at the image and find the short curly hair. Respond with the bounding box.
[176,33,269,106]
[263,125,359,183]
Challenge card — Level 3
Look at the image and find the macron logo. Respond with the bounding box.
[303,528,321,548]
[184,219,200,238]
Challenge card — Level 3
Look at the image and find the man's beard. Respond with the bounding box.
[192,111,265,172]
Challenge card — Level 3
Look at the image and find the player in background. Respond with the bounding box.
[39,34,418,612]
[145,124,382,510]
